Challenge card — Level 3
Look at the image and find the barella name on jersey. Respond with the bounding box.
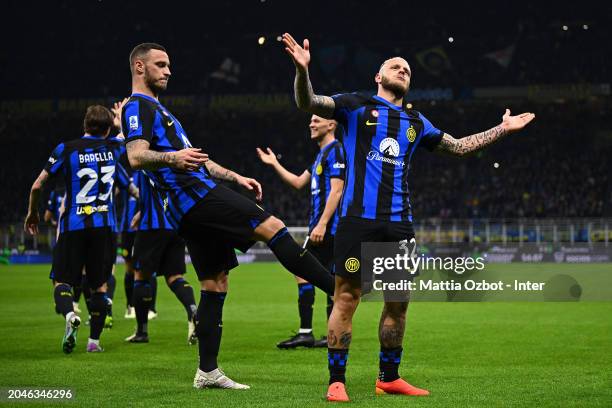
[78,152,114,164]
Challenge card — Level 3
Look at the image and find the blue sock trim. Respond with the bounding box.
[134,280,151,288]
[267,227,289,248]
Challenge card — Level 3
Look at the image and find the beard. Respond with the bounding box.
[144,71,168,94]
[380,75,408,98]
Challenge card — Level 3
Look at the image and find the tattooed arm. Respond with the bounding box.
[126,139,208,171]
[205,159,263,201]
[205,159,239,182]
[282,33,335,118]
[435,109,536,157]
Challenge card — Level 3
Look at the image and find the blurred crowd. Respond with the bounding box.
[1,99,609,225]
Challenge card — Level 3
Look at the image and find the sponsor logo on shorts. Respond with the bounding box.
[344,257,360,273]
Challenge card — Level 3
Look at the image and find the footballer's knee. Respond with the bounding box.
[166,274,183,285]
[200,272,228,292]
[333,277,361,316]
[253,216,286,241]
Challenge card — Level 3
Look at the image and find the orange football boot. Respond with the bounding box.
[326,382,350,402]
[375,378,429,396]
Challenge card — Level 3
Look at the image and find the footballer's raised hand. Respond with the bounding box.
[282,33,310,72]
[256,147,279,167]
[500,109,536,134]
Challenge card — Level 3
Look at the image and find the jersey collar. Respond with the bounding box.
[82,135,106,140]
[132,93,160,104]
[372,95,403,111]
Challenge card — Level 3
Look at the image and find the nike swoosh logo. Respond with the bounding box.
[167,120,174,126]
[299,250,307,257]
[365,120,378,126]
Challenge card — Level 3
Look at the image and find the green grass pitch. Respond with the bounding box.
[0,263,610,407]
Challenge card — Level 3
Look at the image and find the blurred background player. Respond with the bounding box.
[24,105,127,353]
[257,115,345,349]
[115,158,139,319]
[122,42,335,390]
[283,32,535,401]
[125,169,197,345]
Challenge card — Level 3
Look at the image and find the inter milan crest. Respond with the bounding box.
[407,125,417,143]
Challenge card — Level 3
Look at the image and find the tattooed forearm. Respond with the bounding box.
[436,125,507,157]
[294,68,335,118]
[126,140,176,170]
[205,159,238,182]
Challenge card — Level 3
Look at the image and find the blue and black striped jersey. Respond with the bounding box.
[135,170,173,231]
[122,93,216,228]
[331,93,443,222]
[46,190,64,222]
[308,140,346,235]
[115,163,137,233]
[44,135,125,233]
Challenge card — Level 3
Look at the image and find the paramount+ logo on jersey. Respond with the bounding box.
[366,137,404,167]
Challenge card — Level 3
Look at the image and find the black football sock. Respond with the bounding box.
[105,294,113,317]
[267,228,334,295]
[169,278,197,320]
[197,290,226,372]
[106,275,116,300]
[73,284,82,303]
[89,292,107,340]
[133,280,152,335]
[54,284,74,317]
[124,272,134,307]
[297,283,314,331]
[81,275,92,315]
[379,347,402,382]
[326,294,334,321]
[150,276,158,312]
[328,348,349,384]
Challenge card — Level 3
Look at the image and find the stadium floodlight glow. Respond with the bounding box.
[276,35,283,42]
[562,25,568,31]
[258,36,266,45]
[448,37,454,43]
[494,162,500,169]
[583,24,589,30]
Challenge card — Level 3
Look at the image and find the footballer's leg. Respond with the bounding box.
[277,275,316,349]
[166,274,197,345]
[125,231,163,343]
[52,231,82,354]
[162,232,197,344]
[54,281,81,354]
[103,268,116,329]
[126,266,153,343]
[374,300,428,396]
[186,236,249,390]
[83,227,115,353]
[326,276,360,402]
[254,216,334,295]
